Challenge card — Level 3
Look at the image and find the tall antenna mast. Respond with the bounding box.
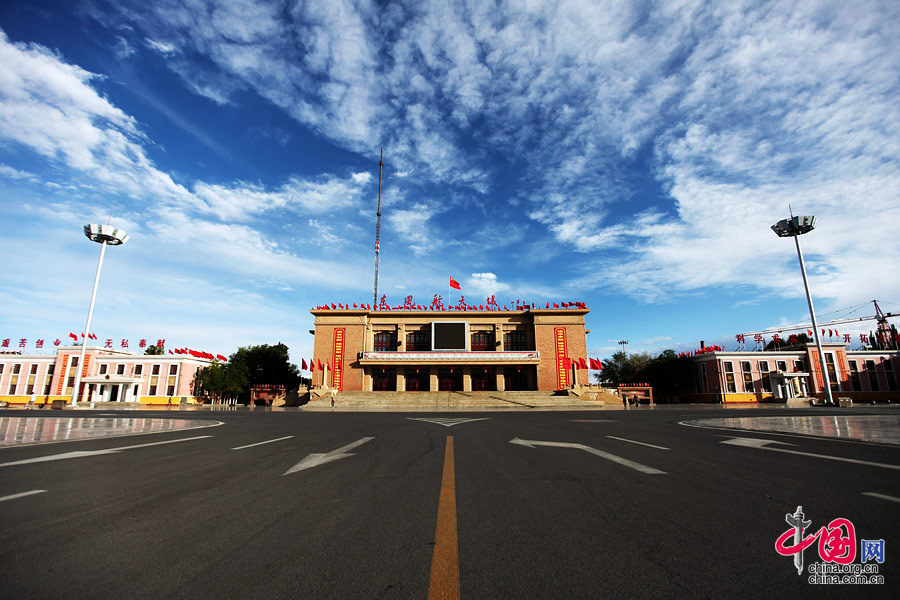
[373,148,383,307]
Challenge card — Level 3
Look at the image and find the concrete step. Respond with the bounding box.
[303,390,607,410]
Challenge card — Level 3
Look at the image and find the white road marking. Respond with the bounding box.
[862,492,900,504]
[720,437,900,470]
[407,417,490,428]
[284,437,374,475]
[509,437,666,475]
[605,435,670,450]
[0,490,47,503]
[232,436,294,450]
[0,435,213,468]
[571,419,617,423]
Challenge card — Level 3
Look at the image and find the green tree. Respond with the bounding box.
[195,360,249,403]
[144,345,164,355]
[593,351,652,386]
[228,343,301,402]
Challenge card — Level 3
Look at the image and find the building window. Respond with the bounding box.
[776,360,787,372]
[759,361,771,392]
[471,331,494,351]
[8,364,20,395]
[117,364,125,375]
[503,331,526,351]
[741,361,753,392]
[373,332,397,352]
[699,362,708,393]
[43,363,55,395]
[152,364,160,375]
[848,360,862,391]
[99,364,108,374]
[134,364,143,375]
[884,360,897,392]
[723,362,736,393]
[865,360,879,391]
[406,330,430,351]
[30,364,38,374]
[823,353,840,392]
[169,364,178,375]
[167,385,175,396]
[793,360,804,372]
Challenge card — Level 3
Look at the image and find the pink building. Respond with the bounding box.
[684,343,899,403]
[0,345,214,406]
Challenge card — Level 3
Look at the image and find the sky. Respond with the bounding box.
[1,0,898,364]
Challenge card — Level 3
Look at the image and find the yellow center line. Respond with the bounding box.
[428,435,460,600]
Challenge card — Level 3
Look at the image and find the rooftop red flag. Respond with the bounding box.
[553,303,559,308]
[589,358,600,370]
[302,358,307,370]
[216,354,227,361]
[449,276,461,290]
[309,359,315,372]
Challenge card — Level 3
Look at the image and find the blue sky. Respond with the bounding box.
[1,0,898,363]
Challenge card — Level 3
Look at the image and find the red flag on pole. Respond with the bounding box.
[302,358,307,370]
[579,358,588,370]
[449,276,461,290]
[561,357,571,369]
[309,359,315,372]
[317,358,323,370]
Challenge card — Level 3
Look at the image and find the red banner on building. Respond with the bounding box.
[81,355,91,378]
[56,355,69,395]
[332,328,345,391]
[554,328,568,390]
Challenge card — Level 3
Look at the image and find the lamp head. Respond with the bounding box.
[84,224,129,245]
[771,215,816,237]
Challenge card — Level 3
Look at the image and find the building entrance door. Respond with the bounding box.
[405,369,429,391]
[472,367,495,391]
[438,368,462,391]
[109,385,119,402]
[504,367,529,391]
[373,368,396,391]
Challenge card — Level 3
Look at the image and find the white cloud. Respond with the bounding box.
[145,38,177,55]
[0,164,37,181]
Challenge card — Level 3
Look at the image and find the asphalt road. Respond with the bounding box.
[1,407,898,599]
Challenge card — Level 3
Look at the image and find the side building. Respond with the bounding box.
[311,307,590,392]
[0,346,213,405]
[684,343,899,403]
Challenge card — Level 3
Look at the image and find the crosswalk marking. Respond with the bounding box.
[408,417,490,428]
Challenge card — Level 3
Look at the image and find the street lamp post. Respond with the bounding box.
[618,340,629,354]
[70,224,129,407]
[771,215,835,407]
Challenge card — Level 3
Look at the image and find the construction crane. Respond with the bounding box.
[741,300,897,348]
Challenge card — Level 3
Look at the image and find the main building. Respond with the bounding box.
[310,307,590,392]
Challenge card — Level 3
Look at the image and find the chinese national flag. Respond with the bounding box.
[302,359,308,370]
[553,303,559,308]
[449,276,461,290]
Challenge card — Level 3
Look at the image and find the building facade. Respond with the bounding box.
[311,307,590,392]
[0,346,213,405]
[684,343,899,403]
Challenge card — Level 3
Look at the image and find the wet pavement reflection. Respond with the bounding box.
[0,417,221,447]
[688,415,900,445]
